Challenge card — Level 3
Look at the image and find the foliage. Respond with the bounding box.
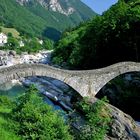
[0,86,73,140]
[0,34,55,54]
[0,0,96,40]
[10,85,73,140]
[53,0,140,69]
[7,32,13,37]
[0,96,14,107]
[0,97,21,140]
[43,39,54,50]
[6,37,19,50]
[97,73,140,120]
[74,97,111,140]
[0,86,113,140]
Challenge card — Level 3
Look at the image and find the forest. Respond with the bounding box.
[52,0,140,69]
[0,85,110,140]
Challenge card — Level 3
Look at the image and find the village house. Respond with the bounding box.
[19,40,25,47]
[0,33,8,46]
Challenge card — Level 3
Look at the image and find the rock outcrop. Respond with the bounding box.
[16,0,75,15]
[90,98,140,139]
[96,72,140,121]
[107,104,140,140]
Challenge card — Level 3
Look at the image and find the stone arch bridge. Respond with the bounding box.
[0,62,140,97]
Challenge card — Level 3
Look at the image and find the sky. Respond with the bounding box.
[81,0,118,14]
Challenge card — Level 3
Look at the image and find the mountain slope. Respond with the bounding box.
[52,0,140,69]
[0,0,96,40]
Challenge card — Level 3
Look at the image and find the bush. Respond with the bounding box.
[10,85,73,140]
[0,96,13,107]
[75,97,111,140]
[43,39,54,50]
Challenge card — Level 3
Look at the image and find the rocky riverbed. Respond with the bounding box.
[0,50,52,67]
[0,50,140,139]
[88,98,140,140]
[21,76,79,111]
[0,50,78,111]
[20,75,140,139]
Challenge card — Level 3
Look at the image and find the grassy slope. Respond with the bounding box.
[0,26,20,38]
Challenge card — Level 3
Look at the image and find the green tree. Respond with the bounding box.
[7,37,19,50]
[10,85,73,140]
[74,97,111,140]
[53,0,140,69]
[43,39,54,50]
[7,32,13,37]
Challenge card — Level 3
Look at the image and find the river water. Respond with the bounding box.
[0,81,25,98]
[0,78,140,130]
[0,80,64,111]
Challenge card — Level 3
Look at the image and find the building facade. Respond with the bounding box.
[0,33,8,46]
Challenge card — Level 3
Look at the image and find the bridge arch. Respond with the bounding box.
[0,62,140,97]
[91,62,140,96]
[95,71,140,120]
[0,64,89,97]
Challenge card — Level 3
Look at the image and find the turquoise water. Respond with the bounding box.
[0,81,64,111]
[0,82,26,99]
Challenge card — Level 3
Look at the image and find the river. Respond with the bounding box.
[0,50,71,112]
[0,81,25,98]
[0,50,140,131]
[0,76,78,113]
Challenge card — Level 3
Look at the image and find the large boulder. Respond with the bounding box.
[107,104,140,140]
[89,98,140,139]
[8,50,16,56]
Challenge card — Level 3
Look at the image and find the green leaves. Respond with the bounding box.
[10,85,73,140]
[75,97,111,140]
[53,0,140,69]
[0,0,95,40]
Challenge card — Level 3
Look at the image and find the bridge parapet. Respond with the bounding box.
[0,62,140,97]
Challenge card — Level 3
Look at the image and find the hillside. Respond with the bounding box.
[0,0,96,40]
[0,26,20,38]
[52,0,140,69]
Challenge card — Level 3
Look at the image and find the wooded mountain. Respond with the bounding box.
[52,0,140,69]
[0,0,96,40]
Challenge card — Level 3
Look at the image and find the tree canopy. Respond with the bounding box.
[52,0,140,69]
[10,85,73,140]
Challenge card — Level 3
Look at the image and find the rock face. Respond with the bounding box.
[90,98,140,139]
[107,104,140,140]
[22,76,79,111]
[16,0,30,5]
[96,72,140,121]
[38,0,75,15]
[16,0,81,15]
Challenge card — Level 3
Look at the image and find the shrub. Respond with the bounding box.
[10,85,73,140]
[75,97,111,140]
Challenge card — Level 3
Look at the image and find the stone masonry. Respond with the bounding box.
[0,62,140,97]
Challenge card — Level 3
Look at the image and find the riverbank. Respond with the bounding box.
[0,50,77,111]
[22,76,77,111]
[0,50,53,68]
[0,50,140,139]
